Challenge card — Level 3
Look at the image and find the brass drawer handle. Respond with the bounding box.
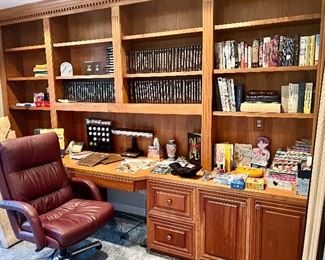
[166,234,172,241]
[255,204,261,210]
[240,202,246,208]
[167,199,173,205]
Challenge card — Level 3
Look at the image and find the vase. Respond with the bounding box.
[166,139,176,160]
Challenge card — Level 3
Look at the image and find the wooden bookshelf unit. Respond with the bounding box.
[0,0,324,259]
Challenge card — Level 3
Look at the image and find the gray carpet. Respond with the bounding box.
[0,212,176,260]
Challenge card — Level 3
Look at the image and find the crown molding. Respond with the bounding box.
[0,0,151,26]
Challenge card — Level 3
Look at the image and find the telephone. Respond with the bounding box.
[65,141,84,154]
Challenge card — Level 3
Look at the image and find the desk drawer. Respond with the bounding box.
[147,181,194,220]
[148,217,194,259]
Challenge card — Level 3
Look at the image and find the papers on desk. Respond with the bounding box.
[115,159,157,173]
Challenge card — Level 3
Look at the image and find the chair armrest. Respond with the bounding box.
[70,177,103,201]
[0,200,46,251]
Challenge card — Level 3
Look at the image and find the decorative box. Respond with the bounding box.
[148,145,164,160]
[246,177,265,190]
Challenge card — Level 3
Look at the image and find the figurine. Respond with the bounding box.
[251,137,270,168]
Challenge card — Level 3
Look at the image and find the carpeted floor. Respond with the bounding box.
[0,212,176,260]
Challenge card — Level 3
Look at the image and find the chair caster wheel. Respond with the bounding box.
[95,244,102,250]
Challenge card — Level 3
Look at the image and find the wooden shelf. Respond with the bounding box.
[4,44,45,52]
[213,111,314,119]
[122,27,203,41]
[56,74,114,80]
[7,76,48,81]
[214,13,321,31]
[214,65,317,74]
[10,106,50,111]
[125,71,202,78]
[53,38,113,47]
[55,103,202,115]
[121,104,202,115]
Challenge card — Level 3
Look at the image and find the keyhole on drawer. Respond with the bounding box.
[167,235,172,241]
[167,199,173,205]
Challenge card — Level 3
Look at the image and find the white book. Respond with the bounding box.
[229,79,236,112]
[304,36,311,66]
[299,36,307,66]
[288,83,299,113]
[248,46,252,68]
[281,85,289,113]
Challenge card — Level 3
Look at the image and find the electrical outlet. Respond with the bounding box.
[255,118,264,131]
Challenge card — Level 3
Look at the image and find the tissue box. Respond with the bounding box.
[148,146,164,160]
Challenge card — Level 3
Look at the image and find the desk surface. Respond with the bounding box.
[63,156,307,204]
[63,156,149,192]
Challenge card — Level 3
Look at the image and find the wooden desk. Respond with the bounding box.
[62,156,149,192]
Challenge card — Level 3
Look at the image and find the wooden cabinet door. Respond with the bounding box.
[199,190,249,260]
[252,200,306,260]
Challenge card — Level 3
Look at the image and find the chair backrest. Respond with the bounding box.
[0,132,73,225]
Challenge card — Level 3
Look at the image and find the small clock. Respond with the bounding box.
[60,62,73,76]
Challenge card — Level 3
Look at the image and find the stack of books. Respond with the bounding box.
[128,78,202,103]
[241,90,281,113]
[215,34,320,69]
[33,64,48,77]
[127,45,202,73]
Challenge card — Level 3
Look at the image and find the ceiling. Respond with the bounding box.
[0,0,43,10]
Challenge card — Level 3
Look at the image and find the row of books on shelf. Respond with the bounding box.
[128,78,202,104]
[64,80,115,103]
[215,77,314,113]
[215,34,320,70]
[33,64,48,77]
[126,45,202,74]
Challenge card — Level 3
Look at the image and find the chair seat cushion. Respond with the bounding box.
[21,198,113,247]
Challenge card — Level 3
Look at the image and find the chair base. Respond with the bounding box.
[52,241,102,260]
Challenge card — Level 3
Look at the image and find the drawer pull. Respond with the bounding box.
[167,199,173,205]
[240,202,246,208]
[166,234,172,241]
[255,204,261,210]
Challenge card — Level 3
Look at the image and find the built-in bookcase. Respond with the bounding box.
[0,19,50,135]
[210,0,323,160]
[0,0,324,169]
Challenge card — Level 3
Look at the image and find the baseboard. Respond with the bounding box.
[111,202,146,217]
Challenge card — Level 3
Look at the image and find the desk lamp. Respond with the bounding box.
[111,128,153,157]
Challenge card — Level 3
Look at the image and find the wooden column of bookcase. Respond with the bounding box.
[43,18,58,128]
[0,27,9,117]
[112,6,128,104]
[201,0,214,169]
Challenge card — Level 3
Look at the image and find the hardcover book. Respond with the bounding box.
[304,82,313,114]
[288,83,299,113]
[234,143,253,167]
[281,85,289,113]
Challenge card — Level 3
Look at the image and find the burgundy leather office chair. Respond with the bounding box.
[0,132,114,259]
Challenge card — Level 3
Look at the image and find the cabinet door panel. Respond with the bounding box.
[199,191,248,260]
[253,202,306,260]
